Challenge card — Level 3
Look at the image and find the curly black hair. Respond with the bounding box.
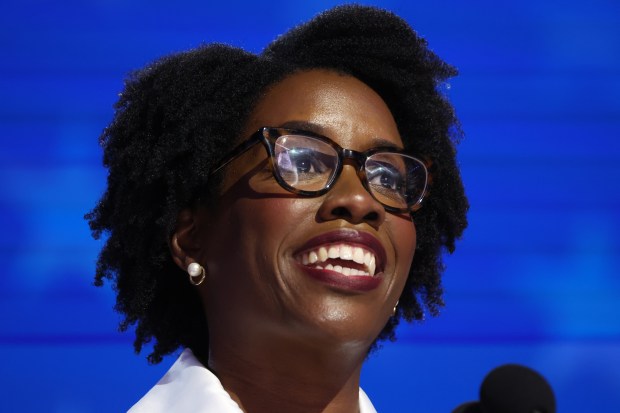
[86,4,468,364]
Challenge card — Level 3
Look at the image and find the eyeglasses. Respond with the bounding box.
[210,127,429,213]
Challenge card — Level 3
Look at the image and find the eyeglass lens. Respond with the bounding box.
[275,135,338,191]
[273,134,425,210]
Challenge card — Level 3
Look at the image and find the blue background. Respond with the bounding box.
[1,0,619,411]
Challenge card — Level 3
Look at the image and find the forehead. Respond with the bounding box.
[245,69,403,150]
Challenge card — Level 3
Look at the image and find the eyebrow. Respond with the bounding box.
[276,120,402,150]
[278,120,327,135]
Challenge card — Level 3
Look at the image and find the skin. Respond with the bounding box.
[172,69,417,413]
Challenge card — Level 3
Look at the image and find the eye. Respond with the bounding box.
[292,152,320,174]
[284,149,330,175]
[367,164,403,191]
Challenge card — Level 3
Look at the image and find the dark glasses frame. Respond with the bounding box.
[210,127,430,212]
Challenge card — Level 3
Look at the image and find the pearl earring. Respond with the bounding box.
[187,262,206,286]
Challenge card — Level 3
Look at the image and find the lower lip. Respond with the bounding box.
[298,264,383,292]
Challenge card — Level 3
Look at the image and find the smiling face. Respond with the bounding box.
[193,69,416,355]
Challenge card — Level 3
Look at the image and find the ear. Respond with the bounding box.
[169,207,203,272]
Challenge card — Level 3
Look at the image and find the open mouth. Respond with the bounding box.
[298,243,377,276]
[294,229,387,283]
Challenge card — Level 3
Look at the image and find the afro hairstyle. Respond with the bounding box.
[86,4,468,364]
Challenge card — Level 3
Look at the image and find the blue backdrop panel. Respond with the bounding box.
[1,0,619,411]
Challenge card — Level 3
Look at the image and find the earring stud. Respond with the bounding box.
[187,262,206,286]
[392,300,399,317]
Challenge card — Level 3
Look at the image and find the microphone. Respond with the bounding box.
[451,364,556,413]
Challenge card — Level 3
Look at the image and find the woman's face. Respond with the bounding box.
[196,70,416,351]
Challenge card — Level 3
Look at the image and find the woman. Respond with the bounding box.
[87,5,468,412]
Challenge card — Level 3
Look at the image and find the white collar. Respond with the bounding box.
[128,348,377,413]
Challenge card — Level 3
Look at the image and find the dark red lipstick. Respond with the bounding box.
[294,229,387,292]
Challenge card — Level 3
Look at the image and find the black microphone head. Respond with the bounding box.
[479,364,556,413]
[452,401,481,413]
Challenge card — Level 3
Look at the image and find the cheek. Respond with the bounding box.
[403,221,417,259]
[201,196,317,328]
[390,217,417,285]
[204,195,312,278]
[200,198,284,321]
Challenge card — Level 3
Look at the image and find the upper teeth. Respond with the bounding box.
[299,244,377,276]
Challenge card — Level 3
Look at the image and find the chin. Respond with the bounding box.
[285,302,388,352]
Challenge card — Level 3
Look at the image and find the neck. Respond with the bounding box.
[206,334,369,413]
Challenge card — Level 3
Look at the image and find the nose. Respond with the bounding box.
[316,164,386,228]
